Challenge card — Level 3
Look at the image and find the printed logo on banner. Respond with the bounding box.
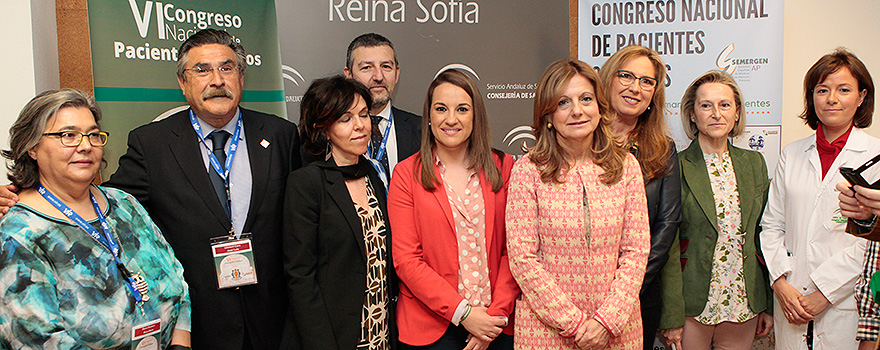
[282,65,306,86]
[503,126,536,153]
[714,43,770,83]
[434,63,481,80]
[748,134,765,151]
[282,64,307,113]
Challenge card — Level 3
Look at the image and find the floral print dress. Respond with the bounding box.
[695,151,758,324]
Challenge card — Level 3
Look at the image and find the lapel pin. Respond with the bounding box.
[260,139,270,148]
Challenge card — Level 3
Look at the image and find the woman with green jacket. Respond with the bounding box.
[660,70,773,350]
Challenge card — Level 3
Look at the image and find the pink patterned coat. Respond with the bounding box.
[506,154,649,349]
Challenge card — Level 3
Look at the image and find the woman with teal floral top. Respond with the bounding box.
[660,71,773,350]
[0,89,191,349]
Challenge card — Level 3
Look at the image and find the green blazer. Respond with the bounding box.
[659,139,772,329]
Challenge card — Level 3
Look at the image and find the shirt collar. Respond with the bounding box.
[434,152,477,179]
[816,123,852,152]
[375,102,392,121]
[194,108,242,140]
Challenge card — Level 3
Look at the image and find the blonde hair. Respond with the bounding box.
[599,45,670,181]
[680,70,746,139]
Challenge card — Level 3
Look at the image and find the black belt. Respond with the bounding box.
[806,320,814,350]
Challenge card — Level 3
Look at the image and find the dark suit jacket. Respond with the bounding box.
[847,219,880,241]
[660,139,772,326]
[391,106,421,161]
[281,157,398,350]
[300,106,421,166]
[105,108,301,350]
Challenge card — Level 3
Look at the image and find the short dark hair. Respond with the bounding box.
[346,33,397,70]
[299,75,373,156]
[3,89,103,188]
[177,29,247,81]
[800,48,874,129]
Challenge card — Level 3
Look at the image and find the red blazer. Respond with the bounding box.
[388,152,520,346]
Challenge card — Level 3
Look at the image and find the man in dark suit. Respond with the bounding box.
[104,29,300,349]
[343,33,421,176]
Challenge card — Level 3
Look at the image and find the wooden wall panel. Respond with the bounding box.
[56,0,92,93]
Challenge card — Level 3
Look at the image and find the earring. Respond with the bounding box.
[547,122,553,129]
[647,105,652,111]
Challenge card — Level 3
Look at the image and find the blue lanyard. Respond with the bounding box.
[367,109,394,166]
[38,184,144,303]
[366,157,389,192]
[189,110,243,184]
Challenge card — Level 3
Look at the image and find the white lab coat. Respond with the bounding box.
[761,128,880,349]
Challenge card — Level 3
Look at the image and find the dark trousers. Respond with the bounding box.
[401,324,513,350]
[641,297,662,350]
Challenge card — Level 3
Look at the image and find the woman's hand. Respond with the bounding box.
[574,319,611,350]
[755,312,773,337]
[461,306,505,342]
[463,334,492,350]
[660,327,683,350]
[771,277,813,325]
[798,290,831,317]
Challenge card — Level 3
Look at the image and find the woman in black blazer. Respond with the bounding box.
[281,75,397,350]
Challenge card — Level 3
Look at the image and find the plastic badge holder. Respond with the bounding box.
[840,153,880,190]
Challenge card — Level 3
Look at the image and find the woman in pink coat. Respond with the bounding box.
[506,59,650,350]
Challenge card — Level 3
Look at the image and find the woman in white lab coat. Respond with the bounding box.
[760,49,879,349]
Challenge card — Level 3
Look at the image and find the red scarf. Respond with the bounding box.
[816,124,853,179]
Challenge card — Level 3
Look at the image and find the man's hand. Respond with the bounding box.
[0,184,20,218]
[838,182,880,219]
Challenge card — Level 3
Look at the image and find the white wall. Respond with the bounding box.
[0,0,58,181]
[781,0,880,145]
[0,0,37,181]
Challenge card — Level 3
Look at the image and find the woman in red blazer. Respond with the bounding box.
[388,69,520,350]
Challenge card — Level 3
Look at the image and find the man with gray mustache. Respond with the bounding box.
[104,29,301,349]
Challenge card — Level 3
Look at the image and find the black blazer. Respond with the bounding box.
[281,157,398,350]
[105,108,301,350]
[635,140,683,306]
[391,106,421,161]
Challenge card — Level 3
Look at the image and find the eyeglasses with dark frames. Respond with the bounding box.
[42,131,110,147]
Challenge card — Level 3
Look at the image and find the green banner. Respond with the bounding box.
[88,0,285,177]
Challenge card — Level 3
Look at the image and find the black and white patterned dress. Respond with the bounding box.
[355,179,389,350]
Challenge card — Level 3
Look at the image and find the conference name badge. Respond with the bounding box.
[210,234,258,289]
[132,318,161,350]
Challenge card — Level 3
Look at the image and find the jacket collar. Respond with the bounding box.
[680,138,758,233]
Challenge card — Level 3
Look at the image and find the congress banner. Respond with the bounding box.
[276,0,570,156]
[88,0,285,176]
[578,0,784,171]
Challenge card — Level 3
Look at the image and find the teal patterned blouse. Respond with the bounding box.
[0,186,190,349]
